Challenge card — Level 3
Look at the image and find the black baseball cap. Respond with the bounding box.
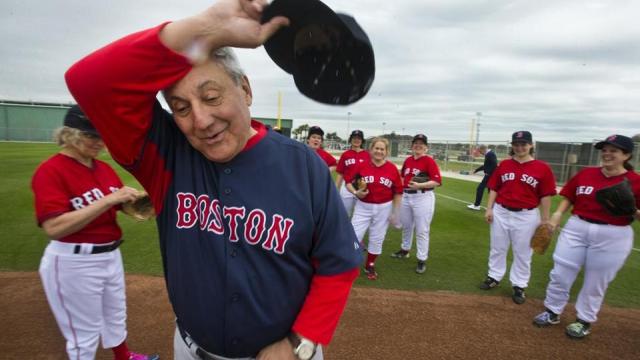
[412,134,428,144]
[594,134,634,152]
[511,131,532,144]
[308,125,325,138]
[349,129,364,139]
[64,105,100,136]
[262,0,375,105]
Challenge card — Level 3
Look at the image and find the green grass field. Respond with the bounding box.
[2,142,638,308]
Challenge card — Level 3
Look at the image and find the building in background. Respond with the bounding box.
[0,100,293,141]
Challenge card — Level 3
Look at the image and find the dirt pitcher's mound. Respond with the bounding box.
[1,272,639,359]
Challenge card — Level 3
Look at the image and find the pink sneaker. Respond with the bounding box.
[128,352,160,360]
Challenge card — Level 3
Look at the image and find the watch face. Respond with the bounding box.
[297,344,315,360]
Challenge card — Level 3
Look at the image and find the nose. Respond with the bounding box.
[192,103,214,131]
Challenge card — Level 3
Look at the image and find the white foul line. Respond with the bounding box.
[434,193,640,253]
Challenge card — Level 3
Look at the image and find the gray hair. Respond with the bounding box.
[210,47,245,85]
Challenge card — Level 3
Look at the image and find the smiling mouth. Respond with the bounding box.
[201,128,226,144]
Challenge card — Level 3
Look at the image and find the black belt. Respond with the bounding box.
[499,204,535,212]
[403,189,433,194]
[178,326,221,360]
[74,239,123,254]
[578,215,608,225]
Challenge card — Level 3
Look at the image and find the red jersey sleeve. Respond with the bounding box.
[425,157,442,184]
[559,170,580,203]
[65,23,192,166]
[32,162,71,225]
[336,151,348,175]
[537,161,557,197]
[392,163,403,194]
[487,162,504,191]
[292,268,358,344]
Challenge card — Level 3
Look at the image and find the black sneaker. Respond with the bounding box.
[479,276,499,290]
[390,249,410,259]
[512,286,526,304]
[566,319,591,339]
[415,261,426,274]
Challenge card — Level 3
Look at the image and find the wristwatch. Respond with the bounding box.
[288,332,317,360]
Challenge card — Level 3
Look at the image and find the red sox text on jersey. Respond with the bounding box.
[175,192,293,255]
[499,173,540,188]
[70,186,120,210]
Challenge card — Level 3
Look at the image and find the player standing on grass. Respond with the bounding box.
[479,131,556,304]
[335,130,369,215]
[389,134,442,274]
[533,134,640,339]
[467,144,497,211]
[345,137,403,280]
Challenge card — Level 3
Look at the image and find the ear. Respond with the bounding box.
[241,75,253,106]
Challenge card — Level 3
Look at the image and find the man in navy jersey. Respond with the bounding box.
[65,1,361,359]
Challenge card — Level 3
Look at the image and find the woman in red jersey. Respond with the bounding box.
[533,134,640,339]
[32,106,158,360]
[479,131,557,305]
[335,129,370,216]
[306,125,337,171]
[345,137,403,280]
[390,134,442,275]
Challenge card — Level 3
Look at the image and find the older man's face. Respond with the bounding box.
[165,62,254,163]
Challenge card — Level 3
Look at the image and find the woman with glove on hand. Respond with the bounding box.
[345,137,403,280]
[390,134,442,274]
[32,105,158,360]
[532,134,640,339]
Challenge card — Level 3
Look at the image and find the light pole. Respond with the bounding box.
[347,111,352,137]
[475,112,482,145]
[382,122,386,135]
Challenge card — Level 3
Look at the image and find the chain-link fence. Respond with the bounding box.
[325,139,640,185]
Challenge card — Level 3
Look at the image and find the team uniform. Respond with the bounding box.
[336,149,370,215]
[485,158,556,289]
[538,168,639,326]
[398,155,442,263]
[66,23,361,359]
[315,147,337,168]
[33,154,127,359]
[346,160,403,257]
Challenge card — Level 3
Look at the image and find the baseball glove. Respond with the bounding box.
[411,172,430,183]
[595,178,637,217]
[530,224,553,255]
[122,191,155,221]
[351,174,367,192]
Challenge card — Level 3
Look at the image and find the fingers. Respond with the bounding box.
[258,16,290,43]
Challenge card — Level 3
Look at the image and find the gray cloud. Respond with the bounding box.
[1,0,638,142]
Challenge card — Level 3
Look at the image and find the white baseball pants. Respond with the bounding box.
[487,204,540,288]
[173,327,324,360]
[399,191,435,261]
[351,200,393,255]
[543,216,633,323]
[339,184,357,217]
[39,241,127,360]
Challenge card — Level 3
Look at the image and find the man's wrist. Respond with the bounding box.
[287,332,317,360]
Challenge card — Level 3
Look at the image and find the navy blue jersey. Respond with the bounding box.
[124,103,361,357]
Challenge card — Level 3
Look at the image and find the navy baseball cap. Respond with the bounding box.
[511,131,532,144]
[262,0,375,105]
[308,126,325,138]
[349,130,364,139]
[64,105,100,136]
[412,134,428,144]
[594,134,634,152]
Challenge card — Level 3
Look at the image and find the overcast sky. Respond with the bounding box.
[1,0,639,142]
